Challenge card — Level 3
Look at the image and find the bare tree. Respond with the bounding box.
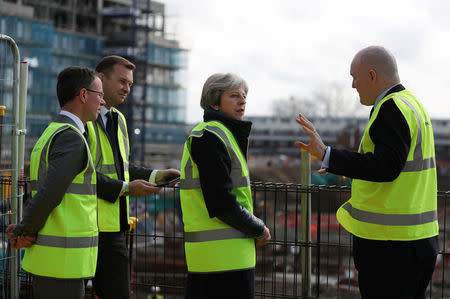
[313,81,360,117]
[271,81,363,117]
[271,95,318,117]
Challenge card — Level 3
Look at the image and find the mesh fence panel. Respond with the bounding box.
[117,183,449,299]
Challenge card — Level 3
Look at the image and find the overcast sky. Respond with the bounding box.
[161,0,450,124]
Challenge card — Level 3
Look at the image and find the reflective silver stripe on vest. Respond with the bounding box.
[342,202,437,226]
[180,125,250,190]
[65,183,95,195]
[92,118,130,175]
[180,158,200,189]
[99,164,117,174]
[392,95,436,173]
[35,234,98,248]
[35,125,95,194]
[402,157,436,172]
[115,109,130,160]
[30,180,95,195]
[37,126,70,190]
[359,95,436,172]
[91,121,103,169]
[184,227,250,242]
[180,161,250,189]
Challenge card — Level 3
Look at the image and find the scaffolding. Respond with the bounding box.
[1,0,188,167]
[102,0,188,166]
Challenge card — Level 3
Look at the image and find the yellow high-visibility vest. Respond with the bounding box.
[180,121,255,272]
[337,89,438,240]
[23,122,98,278]
[86,108,130,232]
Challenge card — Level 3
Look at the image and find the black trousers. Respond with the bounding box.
[32,276,85,299]
[353,235,438,299]
[93,231,130,299]
[185,269,255,299]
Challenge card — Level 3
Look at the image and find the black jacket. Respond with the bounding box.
[190,109,265,237]
[328,84,411,181]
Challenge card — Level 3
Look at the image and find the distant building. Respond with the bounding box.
[0,0,187,168]
[247,116,367,156]
[247,115,450,179]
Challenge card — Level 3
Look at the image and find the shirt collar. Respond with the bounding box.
[373,83,401,110]
[100,106,112,116]
[59,110,84,133]
[100,106,113,126]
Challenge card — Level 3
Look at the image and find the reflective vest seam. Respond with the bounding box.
[184,227,251,242]
[35,234,98,248]
[342,202,437,226]
[358,95,435,172]
[181,124,249,190]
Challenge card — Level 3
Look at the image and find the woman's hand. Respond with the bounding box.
[256,226,271,246]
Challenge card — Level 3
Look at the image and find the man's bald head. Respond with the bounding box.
[350,46,401,106]
[354,46,400,84]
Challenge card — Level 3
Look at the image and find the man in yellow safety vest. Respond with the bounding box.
[295,46,438,299]
[6,66,105,298]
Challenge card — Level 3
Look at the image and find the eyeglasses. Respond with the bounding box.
[86,88,104,99]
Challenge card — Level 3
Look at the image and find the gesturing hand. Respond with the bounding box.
[294,113,327,160]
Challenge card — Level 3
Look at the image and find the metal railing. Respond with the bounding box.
[0,34,28,299]
[121,183,450,298]
[0,178,448,298]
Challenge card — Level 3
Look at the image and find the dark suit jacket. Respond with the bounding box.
[328,84,411,181]
[14,114,89,236]
[92,111,153,231]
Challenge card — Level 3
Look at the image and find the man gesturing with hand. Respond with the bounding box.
[295,46,438,299]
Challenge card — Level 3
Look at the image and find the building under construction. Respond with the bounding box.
[0,0,188,168]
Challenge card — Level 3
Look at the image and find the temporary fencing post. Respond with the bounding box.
[300,148,311,298]
[1,33,21,299]
[0,106,4,157]
[18,61,28,219]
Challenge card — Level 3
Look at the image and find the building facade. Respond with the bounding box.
[0,0,187,168]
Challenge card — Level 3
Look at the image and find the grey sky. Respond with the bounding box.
[162,0,450,123]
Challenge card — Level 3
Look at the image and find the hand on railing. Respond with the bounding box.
[5,224,36,249]
[256,225,271,246]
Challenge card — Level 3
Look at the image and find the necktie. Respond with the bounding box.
[83,127,90,147]
[106,111,115,140]
[105,111,123,179]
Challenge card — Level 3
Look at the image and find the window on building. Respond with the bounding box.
[16,21,23,38]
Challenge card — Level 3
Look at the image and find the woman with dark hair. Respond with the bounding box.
[180,73,271,299]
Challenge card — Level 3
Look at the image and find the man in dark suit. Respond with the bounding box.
[6,66,105,299]
[89,56,180,299]
[295,46,439,299]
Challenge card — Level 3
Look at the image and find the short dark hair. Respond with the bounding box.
[95,55,136,76]
[56,66,97,108]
